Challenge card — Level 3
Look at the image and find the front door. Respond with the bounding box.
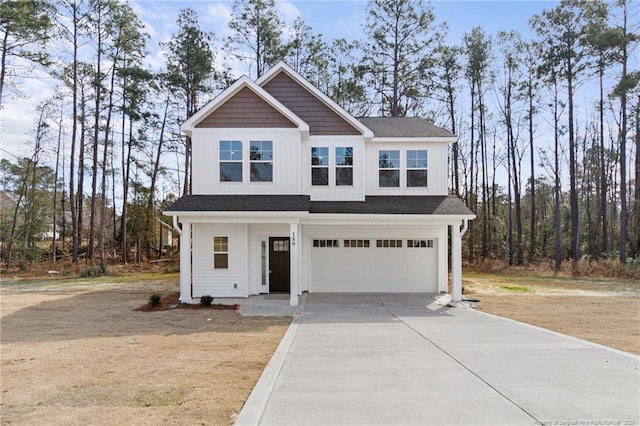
[269,237,290,293]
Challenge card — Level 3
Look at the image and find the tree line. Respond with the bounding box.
[0,0,638,271]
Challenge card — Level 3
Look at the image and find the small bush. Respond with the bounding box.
[200,295,213,306]
[79,264,109,278]
[148,293,162,307]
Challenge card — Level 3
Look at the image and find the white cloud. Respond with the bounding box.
[276,0,302,27]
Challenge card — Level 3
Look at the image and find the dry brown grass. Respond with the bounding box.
[463,273,640,355]
[1,277,290,425]
[465,258,640,281]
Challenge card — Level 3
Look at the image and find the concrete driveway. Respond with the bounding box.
[236,293,640,425]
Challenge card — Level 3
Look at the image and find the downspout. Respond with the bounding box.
[460,219,469,237]
[172,215,182,235]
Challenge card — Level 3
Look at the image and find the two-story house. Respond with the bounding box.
[165,62,475,306]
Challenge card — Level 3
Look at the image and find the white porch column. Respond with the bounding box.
[289,221,300,307]
[179,221,192,303]
[451,222,462,302]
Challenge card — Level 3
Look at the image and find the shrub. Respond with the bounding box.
[148,293,162,307]
[79,264,109,278]
[200,295,213,306]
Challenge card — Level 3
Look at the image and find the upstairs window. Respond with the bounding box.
[379,150,400,187]
[250,140,273,182]
[219,140,243,182]
[335,147,353,186]
[407,150,428,187]
[311,147,329,186]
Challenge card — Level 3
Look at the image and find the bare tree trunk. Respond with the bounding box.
[52,101,64,263]
[618,2,629,264]
[147,97,170,260]
[69,1,80,264]
[553,79,562,272]
[633,94,640,257]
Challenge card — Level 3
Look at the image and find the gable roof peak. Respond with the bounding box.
[181,73,309,137]
[258,62,374,138]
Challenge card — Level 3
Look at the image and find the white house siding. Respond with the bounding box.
[191,128,302,195]
[365,142,450,196]
[303,136,366,201]
[192,223,247,298]
[247,223,290,295]
[302,224,445,293]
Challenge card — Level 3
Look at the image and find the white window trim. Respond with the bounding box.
[335,146,354,187]
[249,140,274,183]
[219,140,243,183]
[406,149,428,188]
[311,147,329,186]
[213,236,229,269]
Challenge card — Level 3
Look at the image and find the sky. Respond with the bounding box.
[0,0,559,164]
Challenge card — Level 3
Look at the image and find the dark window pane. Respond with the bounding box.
[312,167,328,185]
[220,162,242,182]
[250,163,273,182]
[214,253,228,269]
[407,169,428,187]
[379,170,399,187]
[336,167,353,186]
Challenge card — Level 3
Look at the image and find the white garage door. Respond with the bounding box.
[310,238,438,292]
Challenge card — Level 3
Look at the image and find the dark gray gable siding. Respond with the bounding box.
[262,72,361,136]
[196,87,297,128]
[359,117,455,138]
[166,195,473,216]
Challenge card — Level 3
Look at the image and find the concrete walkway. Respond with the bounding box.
[236,293,640,426]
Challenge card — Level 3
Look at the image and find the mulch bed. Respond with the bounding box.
[136,291,240,312]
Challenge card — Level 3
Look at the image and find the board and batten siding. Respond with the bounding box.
[300,224,448,293]
[192,223,247,298]
[195,87,297,128]
[303,136,366,201]
[191,128,302,195]
[365,142,450,196]
[262,72,361,136]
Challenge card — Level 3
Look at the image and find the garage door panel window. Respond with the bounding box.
[376,239,403,248]
[408,239,434,248]
[344,239,370,248]
[213,236,229,269]
[313,239,339,247]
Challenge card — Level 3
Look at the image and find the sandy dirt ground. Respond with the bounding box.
[0,276,290,425]
[463,273,640,355]
[2,273,638,426]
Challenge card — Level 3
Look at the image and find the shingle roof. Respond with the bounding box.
[358,117,455,138]
[310,196,474,215]
[165,195,310,212]
[166,195,474,216]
